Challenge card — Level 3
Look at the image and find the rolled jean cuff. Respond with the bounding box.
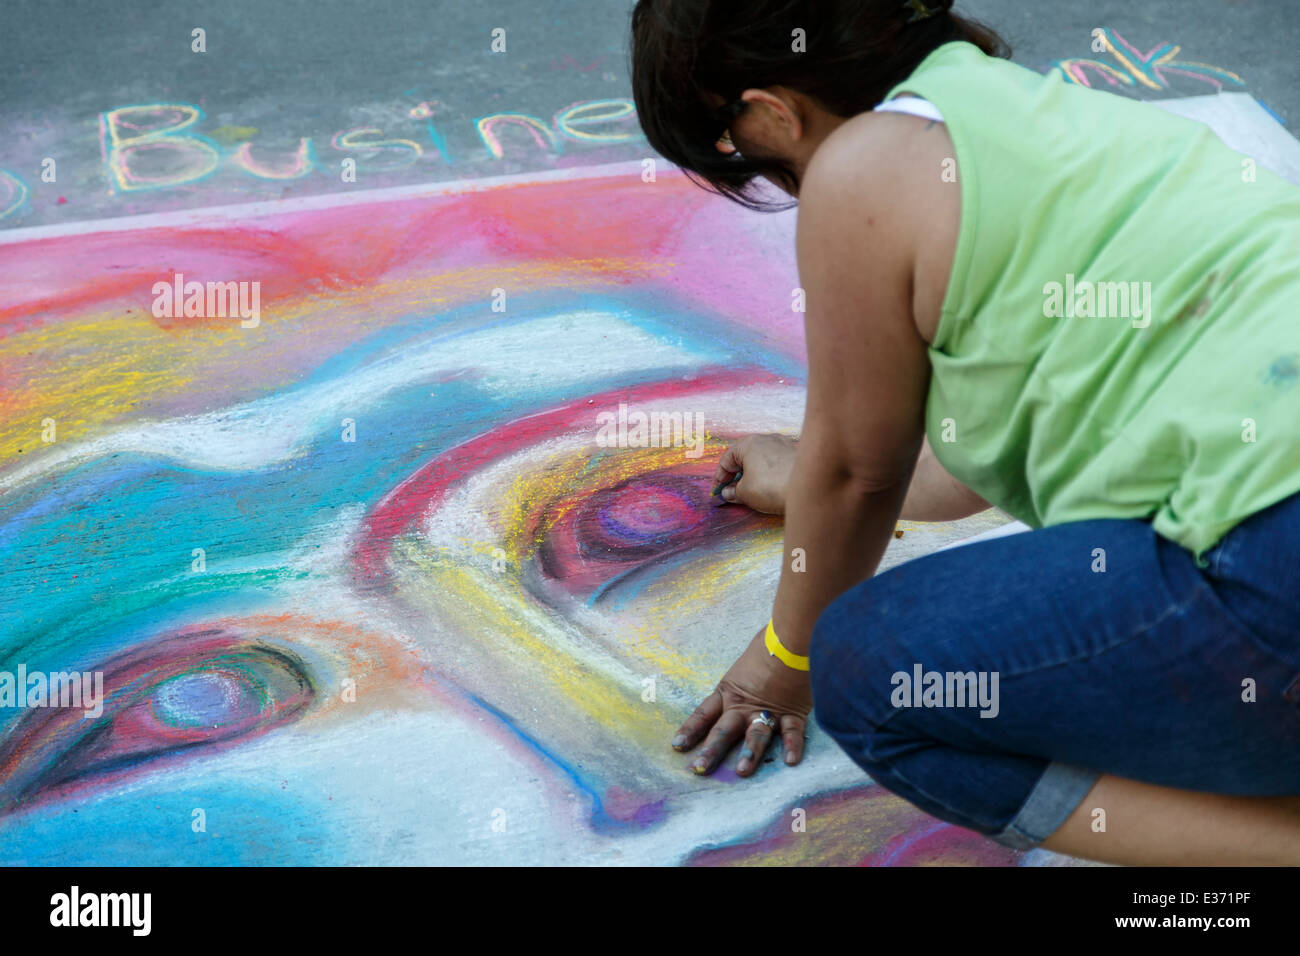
[991,761,1101,850]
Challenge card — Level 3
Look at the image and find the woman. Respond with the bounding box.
[630,0,1300,864]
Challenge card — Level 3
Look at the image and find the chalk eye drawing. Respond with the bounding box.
[1051,29,1245,93]
[535,466,767,605]
[0,167,1052,865]
[0,631,315,813]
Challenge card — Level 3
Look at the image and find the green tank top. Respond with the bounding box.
[887,41,1300,567]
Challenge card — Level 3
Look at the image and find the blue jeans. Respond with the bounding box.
[809,490,1300,849]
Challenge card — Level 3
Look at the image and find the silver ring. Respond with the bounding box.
[751,711,777,730]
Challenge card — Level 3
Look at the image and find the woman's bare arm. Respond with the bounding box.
[675,110,982,774]
[900,436,991,522]
[714,435,989,522]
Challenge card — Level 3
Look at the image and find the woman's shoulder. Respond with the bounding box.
[803,107,957,211]
[800,111,962,346]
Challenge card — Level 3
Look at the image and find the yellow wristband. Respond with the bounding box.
[764,619,810,671]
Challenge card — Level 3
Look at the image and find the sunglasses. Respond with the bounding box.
[713,97,748,155]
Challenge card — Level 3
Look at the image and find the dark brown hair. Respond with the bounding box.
[629,0,1010,211]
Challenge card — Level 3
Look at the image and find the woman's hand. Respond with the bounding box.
[712,433,798,514]
[671,624,812,776]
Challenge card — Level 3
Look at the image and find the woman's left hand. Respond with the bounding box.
[671,624,812,776]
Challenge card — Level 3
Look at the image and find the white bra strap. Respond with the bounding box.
[873,96,945,124]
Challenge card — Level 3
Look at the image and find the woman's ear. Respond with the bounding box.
[738,88,807,143]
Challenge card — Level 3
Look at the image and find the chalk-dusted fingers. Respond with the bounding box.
[735,712,777,777]
[712,441,746,494]
[688,708,748,775]
[671,689,723,753]
[713,433,799,514]
[779,713,808,766]
[680,623,813,778]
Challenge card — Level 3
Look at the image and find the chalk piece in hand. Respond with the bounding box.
[711,469,742,501]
